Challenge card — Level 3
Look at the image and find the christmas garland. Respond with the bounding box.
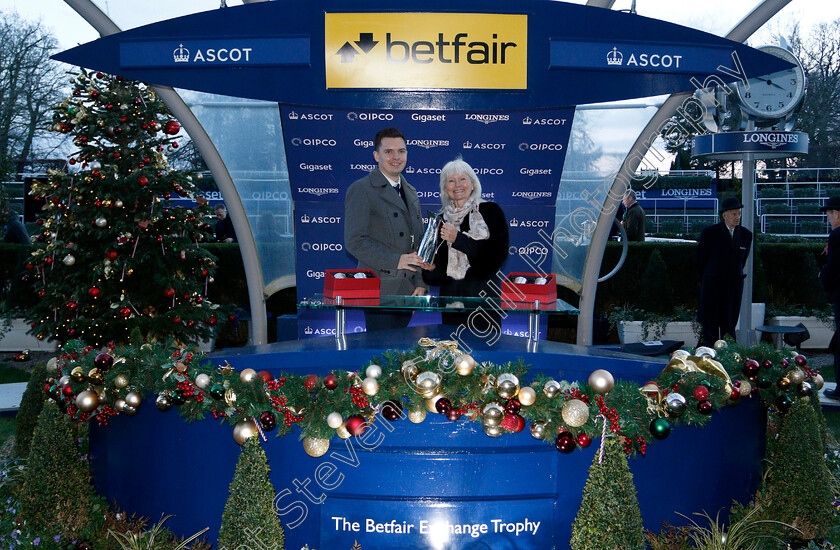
[43,337,822,458]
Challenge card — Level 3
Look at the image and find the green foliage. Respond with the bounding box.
[24,70,235,346]
[679,505,789,550]
[109,515,209,550]
[18,400,98,534]
[13,361,47,458]
[645,522,691,550]
[762,398,833,541]
[570,437,645,550]
[218,438,285,550]
[637,249,675,314]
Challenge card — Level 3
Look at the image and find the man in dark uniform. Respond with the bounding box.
[344,127,428,332]
[819,196,840,398]
[696,197,753,347]
[621,189,646,242]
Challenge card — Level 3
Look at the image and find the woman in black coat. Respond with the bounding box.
[422,158,509,332]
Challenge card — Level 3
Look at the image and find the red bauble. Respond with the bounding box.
[259,411,277,431]
[555,431,576,453]
[794,354,807,366]
[697,400,713,414]
[504,398,521,415]
[105,250,118,260]
[762,359,773,369]
[742,359,760,377]
[205,316,218,326]
[323,374,338,390]
[692,385,710,401]
[257,370,273,383]
[446,409,462,422]
[345,415,367,436]
[24,262,33,271]
[66,301,77,311]
[137,176,149,187]
[576,433,592,448]
[303,374,320,391]
[94,352,114,371]
[173,317,182,324]
[163,120,181,135]
[501,413,525,432]
[381,401,403,421]
[119,307,131,318]
[435,398,452,414]
[163,288,175,298]
[61,384,74,398]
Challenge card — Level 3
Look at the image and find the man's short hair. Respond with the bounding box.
[624,189,637,201]
[374,127,406,151]
[214,204,226,212]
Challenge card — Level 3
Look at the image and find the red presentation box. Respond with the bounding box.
[501,272,557,303]
[324,269,380,299]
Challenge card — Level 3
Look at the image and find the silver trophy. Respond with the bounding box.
[417,212,443,263]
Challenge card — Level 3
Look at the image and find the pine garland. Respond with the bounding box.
[41,337,822,458]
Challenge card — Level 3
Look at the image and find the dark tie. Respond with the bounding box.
[395,182,407,206]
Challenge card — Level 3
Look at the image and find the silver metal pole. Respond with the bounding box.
[738,121,756,345]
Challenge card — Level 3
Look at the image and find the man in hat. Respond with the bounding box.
[696,197,753,346]
[819,196,840,398]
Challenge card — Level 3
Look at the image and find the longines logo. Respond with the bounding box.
[519,142,564,151]
[301,242,344,252]
[288,111,334,121]
[301,215,342,224]
[743,132,799,149]
[346,112,394,122]
[465,114,510,124]
[522,117,567,126]
[350,163,377,171]
[407,139,450,149]
[297,187,339,196]
[291,137,337,147]
[463,141,507,150]
[512,190,553,200]
[172,43,252,63]
[509,218,550,228]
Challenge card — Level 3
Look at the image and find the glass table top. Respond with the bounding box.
[299,294,579,315]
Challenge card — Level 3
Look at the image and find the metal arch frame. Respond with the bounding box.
[575,0,794,345]
[64,0,269,345]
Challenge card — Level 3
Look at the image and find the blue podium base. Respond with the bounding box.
[89,326,764,549]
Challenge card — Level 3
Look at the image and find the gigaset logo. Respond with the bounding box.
[325,13,527,90]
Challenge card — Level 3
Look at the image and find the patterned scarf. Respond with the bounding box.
[443,197,489,280]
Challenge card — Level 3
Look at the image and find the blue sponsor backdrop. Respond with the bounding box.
[282,105,568,338]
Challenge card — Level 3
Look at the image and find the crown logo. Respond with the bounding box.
[288,111,299,120]
[301,214,310,223]
[607,47,623,66]
[509,218,519,227]
[463,141,472,149]
[173,44,190,63]
[522,116,532,125]
[304,325,313,335]
[405,166,415,174]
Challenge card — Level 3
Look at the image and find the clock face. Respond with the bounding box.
[735,45,805,119]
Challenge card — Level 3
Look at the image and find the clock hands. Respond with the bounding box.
[754,76,786,91]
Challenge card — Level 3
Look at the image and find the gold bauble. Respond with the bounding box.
[361,376,379,396]
[327,412,344,429]
[518,386,537,406]
[414,371,442,398]
[114,398,126,412]
[787,369,805,385]
[408,407,427,424]
[455,354,476,375]
[713,339,728,351]
[588,369,615,394]
[482,402,505,427]
[336,424,351,439]
[365,364,382,379]
[530,422,547,439]
[495,373,520,400]
[75,390,100,412]
[233,420,258,445]
[483,424,504,438]
[543,380,561,398]
[71,366,85,383]
[58,375,70,387]
[122,404,138,416]
[813,374,825,391]
[302,437,330,458]
[113,373,129,388]
[124,391,142,408]
[194,373,211,389]
[561,399,590,427]
[778,377,791,390]
[738,380,752,396]
[239,368,257,383]
[425,394,447,413]
[46,357,58,372]
[401,361,419,382]
[87,368,104,386]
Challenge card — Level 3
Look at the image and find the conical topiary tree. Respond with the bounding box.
[570,437,645,550]
[762,398,832,541]
[218,437,285,550]
[18,399,96,533]
[12,361,48,458]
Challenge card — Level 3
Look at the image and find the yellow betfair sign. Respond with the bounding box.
[325,13,527,90]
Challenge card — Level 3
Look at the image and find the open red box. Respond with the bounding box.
[501,272,557,303]
[324,269,380,299]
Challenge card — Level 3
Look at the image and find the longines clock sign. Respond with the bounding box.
[54,0,792,109]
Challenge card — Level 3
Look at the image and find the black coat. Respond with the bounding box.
[696,221,752,330]
[422,202,509,301]
[215,215,237,242]
[820,226,840,305]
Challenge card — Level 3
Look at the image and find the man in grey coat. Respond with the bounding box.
[344,127,428,332]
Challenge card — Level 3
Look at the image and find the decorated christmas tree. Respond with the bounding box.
[218,437,286,550]
[570,437,645,550]
[24,70,233,346]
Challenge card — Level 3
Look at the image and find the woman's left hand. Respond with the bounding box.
[440,223,458,243]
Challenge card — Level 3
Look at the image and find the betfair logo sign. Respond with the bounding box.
[325,13,527,90]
